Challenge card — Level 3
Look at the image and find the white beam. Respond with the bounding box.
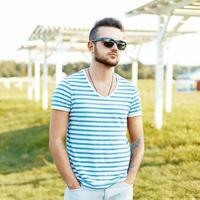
[154,15,171,129]
[164,40,174,113]
[153,0,195,15]
[55,34,64,86]
[42,39,48,110]
[125,45,141,87]
[165,58,173,113]
[166,16,189,38]
[131,60,138,87]
[126,0,200,16]
[56,62,63,86]
[173,8,200,16]
[34,61,40,102]
[27,50,33,100]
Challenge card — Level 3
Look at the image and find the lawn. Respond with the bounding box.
[0,79,200,200]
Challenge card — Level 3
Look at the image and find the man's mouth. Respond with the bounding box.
[108,53,118,57]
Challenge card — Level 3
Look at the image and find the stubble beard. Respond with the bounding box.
[94,49,119,67]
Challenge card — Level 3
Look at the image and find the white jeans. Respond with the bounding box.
[64,181,133,200]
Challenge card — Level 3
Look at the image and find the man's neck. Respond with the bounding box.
[89,63,115,82]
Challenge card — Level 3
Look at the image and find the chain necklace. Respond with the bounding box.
[87,68,114,96]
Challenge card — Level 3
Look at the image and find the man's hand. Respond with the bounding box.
[123,177,135,185]
[67,180,81,189]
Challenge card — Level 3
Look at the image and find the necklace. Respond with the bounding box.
[87,68,114,96]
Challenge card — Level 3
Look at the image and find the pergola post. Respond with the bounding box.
[165,43,173,113]
[125,0,199,129]
[55,34,64,86]
[131,60,138,87]
[55,62,63,86]
[34,61,40,102]
[27,50,33,100]
[154,15,171,129]
[126,45,141,87]
[42,37,48,110]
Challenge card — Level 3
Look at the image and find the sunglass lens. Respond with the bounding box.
[103,41,114,48]
[117,42,126,50]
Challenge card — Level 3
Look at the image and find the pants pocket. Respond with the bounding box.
[120,181,132,187]
[68,186,83,192]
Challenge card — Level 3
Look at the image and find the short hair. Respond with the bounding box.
[89,17,124,41]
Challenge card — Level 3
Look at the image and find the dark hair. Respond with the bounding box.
[89,17,124,41]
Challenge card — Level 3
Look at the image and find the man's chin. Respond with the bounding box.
[106,58,119,66]
[95,57,119,66]
[108,61,119,66]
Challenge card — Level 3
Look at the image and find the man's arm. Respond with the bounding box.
[124,115,144,185]
[49,109,80,189]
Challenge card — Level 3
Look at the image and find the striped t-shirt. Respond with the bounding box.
[51,68,142,189]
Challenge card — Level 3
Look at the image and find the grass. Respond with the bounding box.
[0,79,200,200]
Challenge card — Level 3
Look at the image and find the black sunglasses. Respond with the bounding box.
[92,37,127,51]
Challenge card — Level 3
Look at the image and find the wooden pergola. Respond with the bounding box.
[126,0,200,128]
[19,23,196,111]
[126,0,200,16]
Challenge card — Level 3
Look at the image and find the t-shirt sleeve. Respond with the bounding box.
[128,88,142,117]
[51,79,72,112]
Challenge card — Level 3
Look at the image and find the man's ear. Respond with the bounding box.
[87,41,94,52]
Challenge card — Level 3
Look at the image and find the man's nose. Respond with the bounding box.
[111,43,118,50]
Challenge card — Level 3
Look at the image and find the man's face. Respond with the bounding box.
[91,26,125,67]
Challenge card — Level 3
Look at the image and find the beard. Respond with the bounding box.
[94,48,119,67]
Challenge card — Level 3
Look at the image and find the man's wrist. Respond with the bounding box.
[65,179,81,189]
[124,174,136,185]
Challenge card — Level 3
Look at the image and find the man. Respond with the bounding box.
[49,17,144,200]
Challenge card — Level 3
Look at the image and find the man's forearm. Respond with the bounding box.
[49,139,80,188]
[126,138,144,184]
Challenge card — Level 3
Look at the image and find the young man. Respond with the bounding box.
[49,17,144,200]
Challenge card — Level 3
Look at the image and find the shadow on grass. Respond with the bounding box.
[2,175,59,187]
[0,124,53,175]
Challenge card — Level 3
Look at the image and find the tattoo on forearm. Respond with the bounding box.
[130,139,141,152]
[129,138,141,169]
[129,162,135,169]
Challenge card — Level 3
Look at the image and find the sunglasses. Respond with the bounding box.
[92,37,127,51]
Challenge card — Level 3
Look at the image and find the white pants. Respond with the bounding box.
[64,181,133,200]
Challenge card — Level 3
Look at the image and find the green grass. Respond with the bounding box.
[0,80,200,200]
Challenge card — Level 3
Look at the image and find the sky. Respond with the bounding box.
[0,0,140,60]
[0,0,200,66]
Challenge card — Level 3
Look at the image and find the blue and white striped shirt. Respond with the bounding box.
[51,69,142,189]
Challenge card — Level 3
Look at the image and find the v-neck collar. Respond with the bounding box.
[83,68,119,98]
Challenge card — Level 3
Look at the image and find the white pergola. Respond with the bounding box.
[19,23,196,112]
[126,0,200,128]
[20,26,159,110]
